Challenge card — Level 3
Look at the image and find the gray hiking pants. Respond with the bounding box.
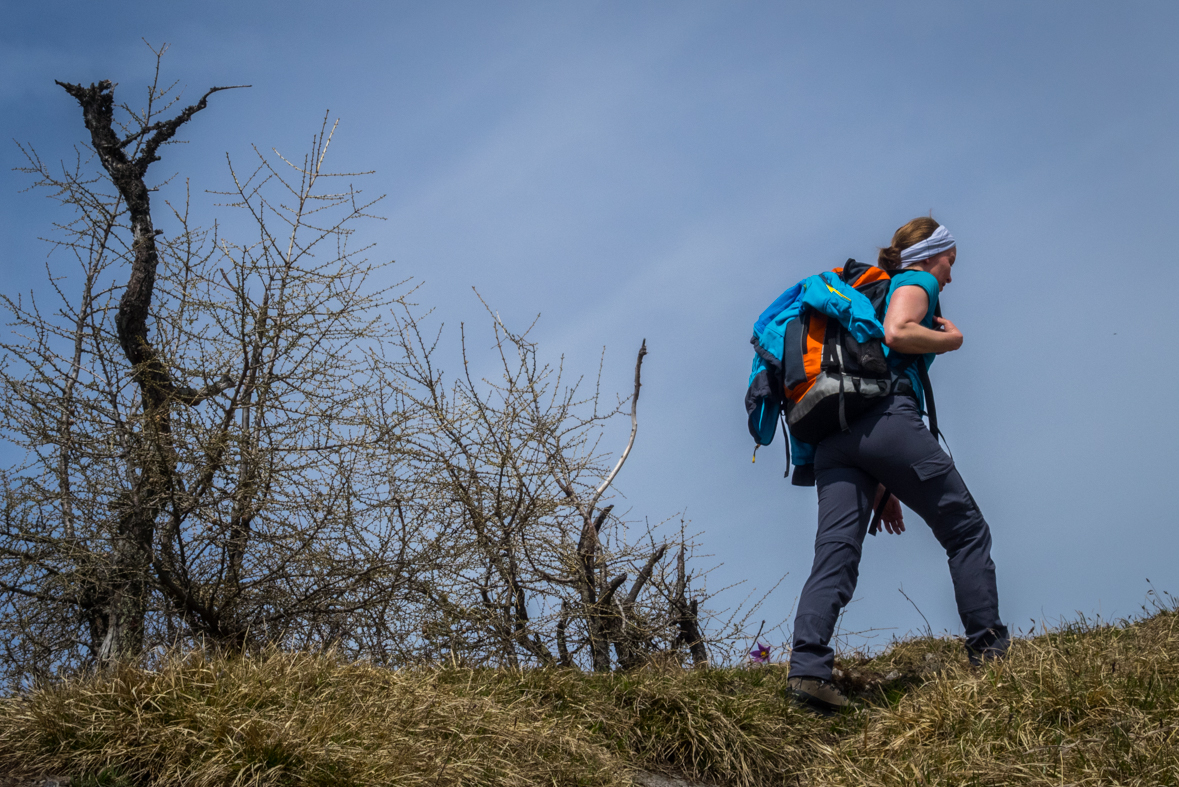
[789,394,1008,680]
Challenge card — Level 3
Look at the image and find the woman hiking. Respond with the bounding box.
[786,217,1009,715]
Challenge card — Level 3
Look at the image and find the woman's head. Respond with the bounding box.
[878,217,941,270]
[879,216,957,290]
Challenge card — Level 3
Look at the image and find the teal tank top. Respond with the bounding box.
[883,270,939,412]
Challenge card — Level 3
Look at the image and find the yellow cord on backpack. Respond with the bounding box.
[825,282,852,301]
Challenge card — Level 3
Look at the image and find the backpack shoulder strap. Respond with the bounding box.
[920,300,942,440]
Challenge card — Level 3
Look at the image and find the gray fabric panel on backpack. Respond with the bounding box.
[785,371,893,443]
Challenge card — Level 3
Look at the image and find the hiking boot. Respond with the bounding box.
[966,643,1008,667]
[786,676,851,715]
[966,630,1011,667]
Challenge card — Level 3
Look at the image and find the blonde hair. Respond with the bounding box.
[878,216,940,270]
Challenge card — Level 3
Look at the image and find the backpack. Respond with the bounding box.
[746,259,924,450]
[746,259,942,536]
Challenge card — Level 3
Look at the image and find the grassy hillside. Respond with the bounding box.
[0,609,1175,786]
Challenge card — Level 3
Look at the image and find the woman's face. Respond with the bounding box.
[923,247,956,291]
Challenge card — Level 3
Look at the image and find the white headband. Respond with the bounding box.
[899,225,955,267]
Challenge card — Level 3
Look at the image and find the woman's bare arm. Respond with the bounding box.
[883,286,963,355]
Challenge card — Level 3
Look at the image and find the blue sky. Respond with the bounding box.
[3,1,1178,656]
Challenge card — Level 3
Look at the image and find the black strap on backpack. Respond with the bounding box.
[869,489,891,536]
[779,411,791,478]
[916,357,938,442]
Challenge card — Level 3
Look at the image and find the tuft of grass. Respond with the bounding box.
[0,610,1175,786]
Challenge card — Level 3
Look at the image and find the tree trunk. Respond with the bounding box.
[57,79,228,666]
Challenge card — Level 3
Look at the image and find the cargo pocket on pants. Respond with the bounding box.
[912,450,954,482]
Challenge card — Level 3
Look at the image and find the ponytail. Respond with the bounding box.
[877,245,903,270]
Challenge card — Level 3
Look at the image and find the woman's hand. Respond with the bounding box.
[933,316,963,353]
[873,484,906,535]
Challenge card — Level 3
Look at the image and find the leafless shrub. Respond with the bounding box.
[0,50,723,685]
[388,310,711,670]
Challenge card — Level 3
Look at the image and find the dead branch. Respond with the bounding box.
[587,340,646,516]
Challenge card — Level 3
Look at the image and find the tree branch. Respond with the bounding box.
[588,340,646,514]
[599,573,628,607]
[118,85,250,157]
[626,543,668,606]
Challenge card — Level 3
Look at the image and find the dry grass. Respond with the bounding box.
[0,609,1175,786]
[814,610,1179,786]
[0,653,634,787]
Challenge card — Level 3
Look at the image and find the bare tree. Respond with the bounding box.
[1,51,433,680]
[1,52,726,685]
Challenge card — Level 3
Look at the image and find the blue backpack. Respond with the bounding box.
[746,260,898,470]
[746,259,942,534]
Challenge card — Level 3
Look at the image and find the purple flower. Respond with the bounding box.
[749,641,771,663]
